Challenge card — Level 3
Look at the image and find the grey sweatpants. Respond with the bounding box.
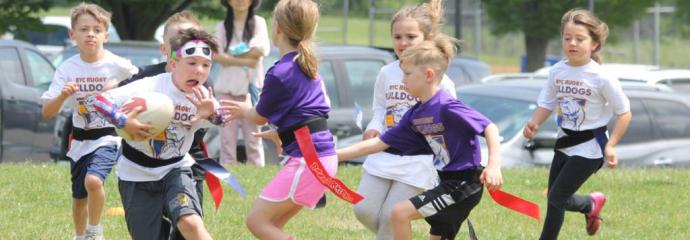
[353,172,425,240]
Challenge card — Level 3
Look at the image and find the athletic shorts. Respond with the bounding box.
[410,168,484,239]
[260,155,338,209]
[118,167,202,240]
[70,145,118,199]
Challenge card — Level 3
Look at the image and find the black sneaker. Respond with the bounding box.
[315,195,327,209]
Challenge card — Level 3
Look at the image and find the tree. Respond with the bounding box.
[0,0,53,34]
[67,0,224,41]
[484,0,654,72]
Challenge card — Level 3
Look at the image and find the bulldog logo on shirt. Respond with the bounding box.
[557,96,587,130]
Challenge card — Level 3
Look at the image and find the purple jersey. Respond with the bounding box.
[380,90,492,171]
[256,51,335,157]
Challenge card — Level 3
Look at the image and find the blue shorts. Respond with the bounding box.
[70,145,118,199]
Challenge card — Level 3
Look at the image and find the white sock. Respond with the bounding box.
[74,235,85,240]
[86,224,102,232]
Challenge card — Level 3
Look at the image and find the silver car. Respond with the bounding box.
[0,40,57,162]
[459,80,690,168]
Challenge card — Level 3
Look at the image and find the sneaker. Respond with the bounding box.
[585,192,606,236]
[84,225,104,240]
[315,195,327,209]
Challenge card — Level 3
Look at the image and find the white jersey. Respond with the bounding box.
[537,60,630,159]
[40,50,138,161]
[97,73,216,181]
[363,60,456,190]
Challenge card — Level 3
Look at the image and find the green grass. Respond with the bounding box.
[1,163,688,239]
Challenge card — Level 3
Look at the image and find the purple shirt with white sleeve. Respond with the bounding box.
[255,51,335,157]
[380,90,492,171]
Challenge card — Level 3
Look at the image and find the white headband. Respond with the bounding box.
[172,40,212,61]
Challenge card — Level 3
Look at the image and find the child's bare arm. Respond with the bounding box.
[337,137,389,162]
[481,123,503,191]
[523,107,552,139]
[604,111,632,168]
[41,82,78,119]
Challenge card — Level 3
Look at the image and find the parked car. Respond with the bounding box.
[458,80,690,168]
[618,69,690,94]
[373,47,491,86]
[204,45,397,164]
[50,41,161,161]
[51,40,160,67]
[481,73,548,83]
[11,16,121,59]
[342,79,690,167]
[0,40,57,162]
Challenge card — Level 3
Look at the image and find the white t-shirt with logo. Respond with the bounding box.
[537,60,630,159]
[96,73,216,181]
[41,50,138,161]
[363,60,456,190]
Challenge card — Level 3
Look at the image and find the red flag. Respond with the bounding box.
[294,127,363,204]
[489,189,541,221]
[199,138,224,211]
[205,172,223,211]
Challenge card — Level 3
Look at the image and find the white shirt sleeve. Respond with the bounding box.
[440,74,457,99]
[600,75,630,115]
[537,70,558,111]
[365,69,387,133]
[41,66,68,103]
[113,55,139,80]
[249,16,271,57]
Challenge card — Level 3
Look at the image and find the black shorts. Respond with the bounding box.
[410,168,484,239]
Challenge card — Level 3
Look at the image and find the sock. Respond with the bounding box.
[74,235,85,240]
[86,224,102,233]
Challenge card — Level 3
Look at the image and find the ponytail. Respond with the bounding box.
[296,41,319,80]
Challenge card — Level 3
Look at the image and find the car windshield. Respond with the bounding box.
[53,47,160,67]
[14,25,69,46]
[459,93,537,142]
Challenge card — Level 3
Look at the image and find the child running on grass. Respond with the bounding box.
[338,33,503,240]
[523,9,631,239]
[40,3,138,240]
[222,0,341,239]
[354,0,458,239]
[87,28,222,240]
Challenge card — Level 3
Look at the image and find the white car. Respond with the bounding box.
[11,16,120,59]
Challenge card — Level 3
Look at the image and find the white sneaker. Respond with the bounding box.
[84,225,104,240]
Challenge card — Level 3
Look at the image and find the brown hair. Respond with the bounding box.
[170,28,220,58]
[561,9,609,63]
[391,0,444,40]
[273,0,320,80]
[399,34,459,81]
[163,11,201,45]
[70,3,112,30]
[220,0,261,50]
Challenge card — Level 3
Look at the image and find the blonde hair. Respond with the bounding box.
[163,11,201,45]
[561,9,609,63]
[399,34,459,80]
[70,3,111,30]
[391,0,444,40]
[273,0,320,80]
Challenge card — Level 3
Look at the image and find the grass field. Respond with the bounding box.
[0,163,688,239]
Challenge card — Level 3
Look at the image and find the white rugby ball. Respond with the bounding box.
[115,92,175,141]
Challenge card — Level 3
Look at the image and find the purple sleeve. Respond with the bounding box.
[444,101,492,136]
[255,73,290,123]
[380,110,431,155]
